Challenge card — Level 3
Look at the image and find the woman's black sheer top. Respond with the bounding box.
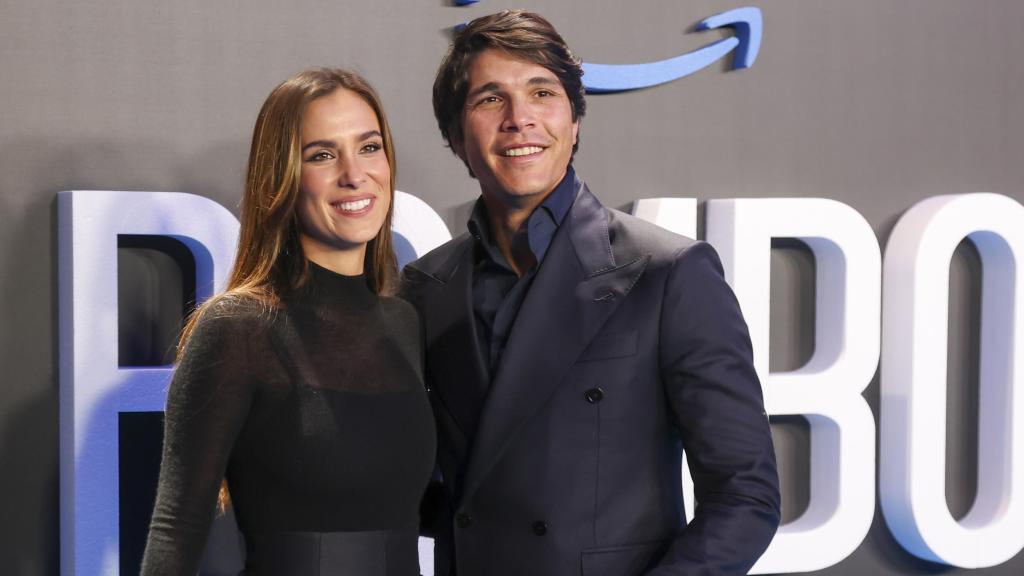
[141,263,436,575]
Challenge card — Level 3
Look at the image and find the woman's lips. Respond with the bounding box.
[330,196,375,216]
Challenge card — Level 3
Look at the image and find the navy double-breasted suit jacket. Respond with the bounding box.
[400,178,780,576]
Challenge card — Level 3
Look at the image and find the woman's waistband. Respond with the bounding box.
[243,528,420,576]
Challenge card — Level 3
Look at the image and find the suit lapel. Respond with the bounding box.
[460,182,650,504]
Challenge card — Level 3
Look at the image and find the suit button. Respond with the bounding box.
[532,521,548,536]
[584,387,604,404]
[456,513,472,528]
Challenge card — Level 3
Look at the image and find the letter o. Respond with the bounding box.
[881,193,1024,568]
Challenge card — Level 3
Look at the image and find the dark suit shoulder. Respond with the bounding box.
[606,208,702,264]
[403,232,473,281]
[398,232,473,306]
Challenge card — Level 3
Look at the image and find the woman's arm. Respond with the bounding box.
[140,303,256,575]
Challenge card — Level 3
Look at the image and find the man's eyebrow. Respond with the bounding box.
[526,77,561,88]
[301,131,382,153]
[466,77,561,101]
[466,81,502,100]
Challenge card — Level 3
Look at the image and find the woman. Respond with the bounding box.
[141,69,435,575]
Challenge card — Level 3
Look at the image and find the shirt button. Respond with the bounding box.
[584,387,604,404]
[456,513,473,528]
[532,521,548,536]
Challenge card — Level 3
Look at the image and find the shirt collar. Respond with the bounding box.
[538,165,577,227]
[467,166,577,267]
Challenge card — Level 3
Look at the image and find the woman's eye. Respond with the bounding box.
[361,142,383,154]
[307,151,333,162]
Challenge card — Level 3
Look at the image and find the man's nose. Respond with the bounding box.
[500,98,536,132]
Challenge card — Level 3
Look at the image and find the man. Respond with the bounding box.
[401,10,780,576]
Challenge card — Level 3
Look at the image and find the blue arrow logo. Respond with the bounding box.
[582,7,762,93]
[450,5,761,93]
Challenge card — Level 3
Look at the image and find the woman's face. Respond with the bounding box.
[296,88,391,273]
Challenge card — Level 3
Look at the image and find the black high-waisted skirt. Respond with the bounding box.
[242,529,420,575]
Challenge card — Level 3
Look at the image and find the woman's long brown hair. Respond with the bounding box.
[177,68,398,511]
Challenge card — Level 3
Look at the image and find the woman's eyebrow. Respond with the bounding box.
[301,139,336,153]
[301,131,382,152]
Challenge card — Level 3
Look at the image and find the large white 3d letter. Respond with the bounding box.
[58,191,240,575]
[631,197,698,239]
[393,190,452,269]
[706,198,879,573]
[881,193,1024,567]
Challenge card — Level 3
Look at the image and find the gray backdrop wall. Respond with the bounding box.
[2,0,1023,574]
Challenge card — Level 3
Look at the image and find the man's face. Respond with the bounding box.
[454,48,579,207]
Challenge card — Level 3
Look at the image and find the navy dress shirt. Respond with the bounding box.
[468,167,578,378]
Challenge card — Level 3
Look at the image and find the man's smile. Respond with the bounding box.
[500,145,546,157]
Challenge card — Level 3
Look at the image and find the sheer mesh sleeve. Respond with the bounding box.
[140,301,258,576]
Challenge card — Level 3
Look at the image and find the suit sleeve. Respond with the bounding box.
[398,266,445,540]
[140,304,255,576]
[649,241,781,575]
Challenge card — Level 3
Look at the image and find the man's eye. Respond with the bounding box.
[536,90,553,97]
[478,95,501,105]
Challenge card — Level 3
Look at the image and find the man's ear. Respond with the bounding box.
[572,120,579,146]
[449,131,476,178]
[451,136,466,162]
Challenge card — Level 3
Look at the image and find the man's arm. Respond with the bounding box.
[398,265,448,542]
[650,241,781,575]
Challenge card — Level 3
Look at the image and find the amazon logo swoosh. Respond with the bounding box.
[583,7,762,93]
[452,5,763,93]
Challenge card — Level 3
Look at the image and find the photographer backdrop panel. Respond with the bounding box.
[2,0,1023,574]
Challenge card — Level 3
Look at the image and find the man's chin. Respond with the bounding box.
[484,185,553,205]
[489,176,558,197]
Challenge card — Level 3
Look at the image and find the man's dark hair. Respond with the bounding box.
[432,10,586,158]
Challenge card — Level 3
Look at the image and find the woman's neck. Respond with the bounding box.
[300,235,366,276]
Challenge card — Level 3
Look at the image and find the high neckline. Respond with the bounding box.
[293,261,377,310]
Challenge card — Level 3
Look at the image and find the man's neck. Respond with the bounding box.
[481,192,548,277]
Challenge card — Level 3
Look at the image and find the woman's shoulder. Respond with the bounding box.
[379,293,420,322]
[202,292,271,318]
[376,295,423,347]
[186,293,279,344]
